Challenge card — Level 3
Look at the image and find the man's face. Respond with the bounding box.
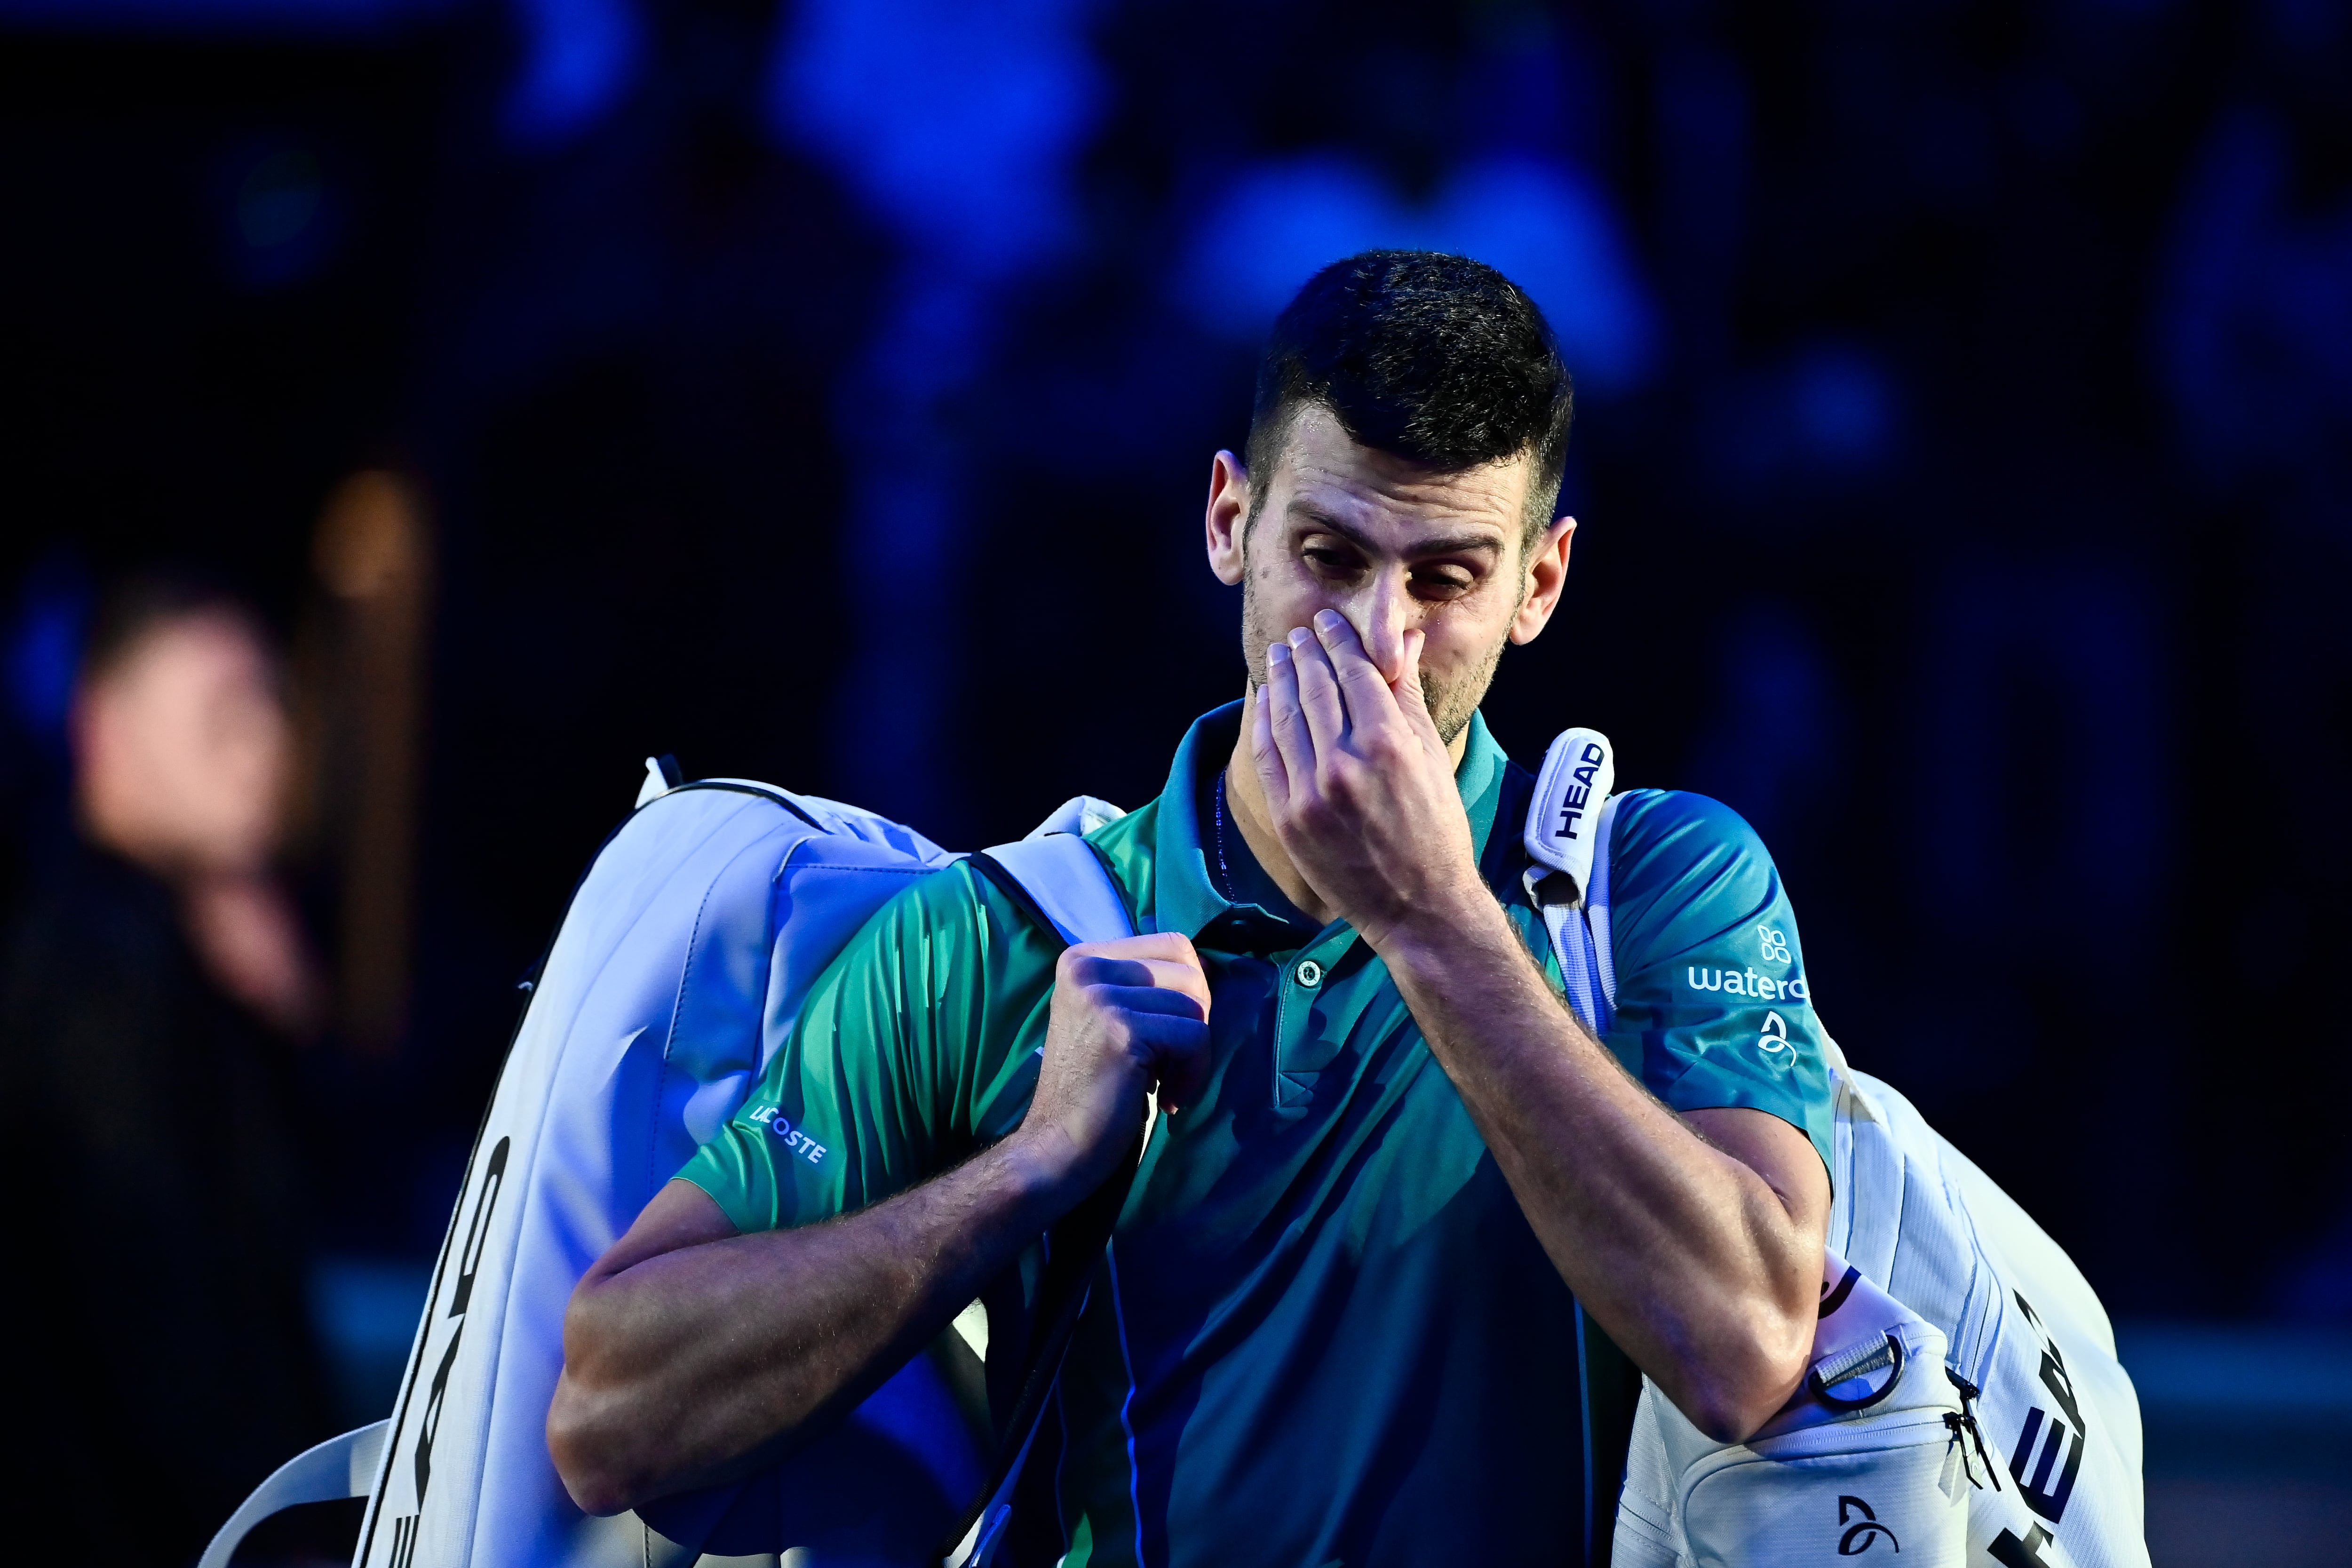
[74,612,291,877]
[1206,404,1571,748]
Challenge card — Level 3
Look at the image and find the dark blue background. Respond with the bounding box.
[1,2,2347,1555]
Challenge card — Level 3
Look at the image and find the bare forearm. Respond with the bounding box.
[551,1142,1066,1512]
[1381,899,1820,1439]
[551,933,1210,1516]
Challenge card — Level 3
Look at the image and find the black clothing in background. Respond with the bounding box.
[0,845,332,1567]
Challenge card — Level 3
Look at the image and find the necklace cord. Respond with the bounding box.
[1212,771,1235,902]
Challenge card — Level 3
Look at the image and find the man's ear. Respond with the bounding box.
[1509,515,1578,645]
[1205,450,1250,587]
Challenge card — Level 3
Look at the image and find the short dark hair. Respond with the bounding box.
[1244,250,1574,541]
[81,572,266,685]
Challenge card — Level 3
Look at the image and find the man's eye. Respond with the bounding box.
[1412,570,1473,597]
[1303,548,1357,572]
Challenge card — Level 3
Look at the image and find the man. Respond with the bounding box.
[549,251,1835,1566]
[0,578,330,1565]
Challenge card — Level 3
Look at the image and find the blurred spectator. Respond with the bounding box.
[0,576,333,1566]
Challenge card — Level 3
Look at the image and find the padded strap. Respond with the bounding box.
[947,838,1144,1565]
[1586,793,1623,1015]
[1524,728,1616,902]
[1532,786,1623,1038]
[198,1420,389,1568]
[975,834,1135,945]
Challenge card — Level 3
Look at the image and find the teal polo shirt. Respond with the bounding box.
[679,703,1835,1568]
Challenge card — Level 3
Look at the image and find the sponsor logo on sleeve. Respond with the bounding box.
[749,1105,828,1166]
[1685,965,1810,1002]
[1685,923,1809,1008]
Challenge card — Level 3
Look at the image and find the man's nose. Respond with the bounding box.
[1336,569,1414,682]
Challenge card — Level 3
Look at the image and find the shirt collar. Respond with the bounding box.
[1152,699,1513,942]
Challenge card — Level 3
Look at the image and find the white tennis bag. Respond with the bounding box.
[1614,1251,1973,1567]
[1524,730,2149,1568]
[201,761,1134,1568]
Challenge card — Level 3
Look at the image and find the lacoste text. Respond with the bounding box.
[750,1106,828,1165]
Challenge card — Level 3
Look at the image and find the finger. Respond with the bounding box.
[1312,609,1400,728]
[1286,624,1350,749]
[1247,683,1290,812]
[1091,984,1207,1024]
[1072,931,1203,970]
[1087,958,1213,1017]
[1124,1011,1211,1112]
[1393,628,1443,746]
[1263,640,1314,784]
[1065,940,1212,1017]
[1133,956,1213,1011]
[1146,1012,1212,1113]
[1067,955,1208,1002]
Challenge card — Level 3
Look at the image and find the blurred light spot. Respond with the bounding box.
[502,0,641,149]
[2155,106,2352,494]
[314,469,428,600]
[309,1254,432,1423]
[761,0,1105,828]
[769,0,1104,276]
[1176,153,1659,396]
[4,556,90,752]
[1703,340,1901,496]
[238,148,323,248]
[1684,603,1845,852]
[1790,343,1896,466]
[219,139,340,289]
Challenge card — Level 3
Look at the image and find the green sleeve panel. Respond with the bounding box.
[1602,788,1837,1180]
[675,860,1064,1234]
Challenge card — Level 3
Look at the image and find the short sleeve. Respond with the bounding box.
[675,861,1061,1234]
[1600,789,1836,1178]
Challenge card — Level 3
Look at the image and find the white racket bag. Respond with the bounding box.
[1524,730,2149,1568]
[1612,1252,1972,1567]
[201,760,1131,1568]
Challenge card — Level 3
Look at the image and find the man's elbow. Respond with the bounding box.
[547,1374,644,1516]
[547,1288,662,1516]
[1670,1312,1812,1445]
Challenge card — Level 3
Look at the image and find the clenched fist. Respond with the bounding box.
[1013,932,1212,1199]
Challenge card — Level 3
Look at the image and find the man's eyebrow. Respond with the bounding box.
[1285,502,1506,558]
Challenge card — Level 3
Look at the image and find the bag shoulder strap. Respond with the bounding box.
[1520,733,1644,1563]
[1525,727,1615,900]
[1523,729,1622,1036]
[972,833,1135,945]
[946,832,1138,1566]
[199,1421,389,1568]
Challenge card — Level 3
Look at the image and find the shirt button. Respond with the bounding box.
[1294,958,1324,988]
